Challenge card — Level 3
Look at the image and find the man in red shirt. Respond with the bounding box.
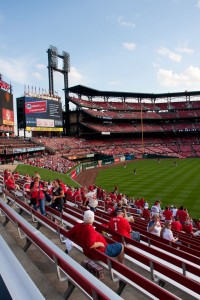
[108,210,132,241]
[141,204,151,219]
[182,218,193,234]
[65,210,124,263]
[176,206,188,224]
[108,210,140,242]
[171,218,182,231]
[163,206,173,222]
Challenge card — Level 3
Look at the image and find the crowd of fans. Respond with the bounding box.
[1,166,200,296]
[2,168,199,240]
[26,154,77,173]
[1,165,200,293]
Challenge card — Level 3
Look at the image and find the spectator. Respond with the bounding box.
[170,205,178,218]
[29,177,46,215]
[65,210,124,263]
[113,202,123,216]
[176,206,188,225]
[85,185,98,212]
[162,206,173,222]
[3,169,10,181]
[50,179,64,212]
[147,214,162,237]
[108,210,140,242]
[129,197,135,208]
[113,202,134,222]
[117,193,122,203]
[106,202,115,215]
[160,222,179,243]
[171,217,182,232]
[141,204,151,219]
[151,200,161,216]
[121,194,128,206]
[73,187,82,203]
[5,173,20,191]
[59,180,67,200]
[110,191,117,202]
[23,173,31,182]
[182,217,193,234]
[33,171,41,180]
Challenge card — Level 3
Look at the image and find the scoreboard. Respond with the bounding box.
[17,96,63,132]
[0,89,14,126]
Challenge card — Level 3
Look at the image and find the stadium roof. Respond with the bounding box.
[67,85,200,100]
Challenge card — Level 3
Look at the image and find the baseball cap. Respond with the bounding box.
[88,185,94,191]
[84,210,94,223]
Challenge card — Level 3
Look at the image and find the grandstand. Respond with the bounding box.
[1,36,200,299]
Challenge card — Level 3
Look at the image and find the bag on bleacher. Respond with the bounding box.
[65,238,73,253]
[131,231,140,242]
[81,259,104,280]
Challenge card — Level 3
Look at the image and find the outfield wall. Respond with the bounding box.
[69,154,133,180]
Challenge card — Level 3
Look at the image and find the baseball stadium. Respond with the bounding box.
[0,46,200,300]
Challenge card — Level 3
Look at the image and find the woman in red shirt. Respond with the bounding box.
[30,177,46,215]
[5,174,19,191]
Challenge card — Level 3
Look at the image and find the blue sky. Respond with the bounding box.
[1,0,200,110]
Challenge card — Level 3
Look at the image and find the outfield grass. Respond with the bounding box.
[15,164,80,187]
[95,158,200,219]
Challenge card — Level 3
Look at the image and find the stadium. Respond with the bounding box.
[0,46,200,300]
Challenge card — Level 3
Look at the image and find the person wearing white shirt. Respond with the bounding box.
[85,185,98,212]
[160,222,179,242]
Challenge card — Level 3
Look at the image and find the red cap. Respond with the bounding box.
[88,185,94,191]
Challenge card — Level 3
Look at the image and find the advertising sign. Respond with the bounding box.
[24,97,63,131]
[0,90,14,126]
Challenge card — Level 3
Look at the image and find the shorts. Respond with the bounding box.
[105,242,122,257]
[131,231,140,242]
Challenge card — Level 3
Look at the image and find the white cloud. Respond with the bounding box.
[196,0,200,8]
[53,66,83,89]
[35,63,46,70]
[118,16,135,28]
[32,72,43,80]
[0,56,34,84]
[176,47,194,54]
[0,55,48,90]
[123,42,136,51]
[184,65,200,82]
[70,66,83,81]
[157,47,182,62]
[157,65,200,89]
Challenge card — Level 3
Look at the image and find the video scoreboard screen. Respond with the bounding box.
[24,97,63,132]
[0,89,14,126]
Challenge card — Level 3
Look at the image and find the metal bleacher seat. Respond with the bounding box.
[0,235,45,300]
[0,199,123,300]
[2,191,200,299]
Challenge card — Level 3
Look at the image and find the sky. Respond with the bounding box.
[1,0,200,113]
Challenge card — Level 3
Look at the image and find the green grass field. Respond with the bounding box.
[15,164,80,187]
[14,158,200,219]
[95,158,200,219]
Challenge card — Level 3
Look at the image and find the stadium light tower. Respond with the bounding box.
[62,50,70,111]
[47,46,70,135]
[47,45,58,96]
